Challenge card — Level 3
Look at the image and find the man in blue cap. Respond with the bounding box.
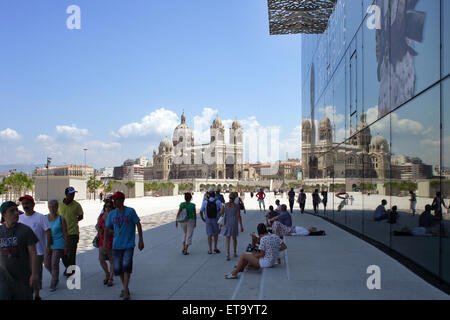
[0,201,39,300]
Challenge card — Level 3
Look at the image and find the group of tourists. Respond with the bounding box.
[176,188,246,260]
[0,186,144,300]
[375,191,448,236]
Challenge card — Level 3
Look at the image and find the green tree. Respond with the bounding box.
[87,176,102,200]
[125,181,136,198]
[104,180,113,194]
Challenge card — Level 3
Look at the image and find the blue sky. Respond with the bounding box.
[0,0,302,169]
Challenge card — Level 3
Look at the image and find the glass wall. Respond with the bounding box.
[301,0,449,284]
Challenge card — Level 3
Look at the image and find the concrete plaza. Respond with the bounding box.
[36,193,449,300]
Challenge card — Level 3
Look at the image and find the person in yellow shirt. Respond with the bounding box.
[58,187,84,277]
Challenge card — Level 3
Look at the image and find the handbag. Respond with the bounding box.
[217,214,225,226]
[92,234,99,248]
[176,205,189,223]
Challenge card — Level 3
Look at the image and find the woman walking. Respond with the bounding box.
[176,192,196,255]
[44,200,68,291]
[220,192,244,261]
[96,199,115,286]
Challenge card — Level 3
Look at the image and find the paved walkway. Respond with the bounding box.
[39,202,449,300]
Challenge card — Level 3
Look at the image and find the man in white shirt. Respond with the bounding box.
[18,195,52,300]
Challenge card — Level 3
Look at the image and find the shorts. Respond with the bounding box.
[112,248,134,276]
[258,258,274,269]
[99,247,113,263]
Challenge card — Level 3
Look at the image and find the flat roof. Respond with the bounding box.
[268,0,337,35]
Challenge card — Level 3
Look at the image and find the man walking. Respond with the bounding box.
[298,189,306,214]
[321,189,328,213]
[18,195,51,300]
[105,192,144,300]
[200,191,222,254]
[409,190,417,216]
[288,188,296,214]
[58,187,84,277]
[0,201,39,300]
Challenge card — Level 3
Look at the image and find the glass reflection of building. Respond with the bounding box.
[268,0,450,287]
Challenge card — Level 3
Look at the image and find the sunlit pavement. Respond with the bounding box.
[39,193,449,300]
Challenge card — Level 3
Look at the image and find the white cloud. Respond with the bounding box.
[279,125,302,160]
[318,105,344,124]
[0,128,21,141]
[36,134,52,143]
[117,108,179,139]
[56,125,88,141]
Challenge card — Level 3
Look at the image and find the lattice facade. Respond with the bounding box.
[268,0,337,34]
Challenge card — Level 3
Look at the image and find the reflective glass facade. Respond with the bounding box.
[301,0,450,283]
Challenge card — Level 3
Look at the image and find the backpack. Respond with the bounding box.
[300,193,306,202]
[206,201,217,219]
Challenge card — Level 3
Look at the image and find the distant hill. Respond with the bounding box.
[0,164,42,175]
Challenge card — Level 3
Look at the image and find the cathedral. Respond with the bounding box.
[147,113,244,181]
[302,113,391,181]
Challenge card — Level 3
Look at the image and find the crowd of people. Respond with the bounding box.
[0,187,144,300]
[3,184,445,299]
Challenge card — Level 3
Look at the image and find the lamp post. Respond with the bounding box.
[83,148,88,178]
[46,157,52,202]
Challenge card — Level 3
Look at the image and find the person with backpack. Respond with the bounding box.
[298,189,306,214]
[200,191,222,254]
[176,192,196,255]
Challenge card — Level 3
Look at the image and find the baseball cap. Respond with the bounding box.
[65,187,78,194]
[1,201,18,214]
[19,195,35,204]
[111,191,125,200]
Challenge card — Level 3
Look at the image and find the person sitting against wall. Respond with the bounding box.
[265,206,278,228]
[374,200,388,221]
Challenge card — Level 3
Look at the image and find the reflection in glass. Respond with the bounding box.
[390,84,440,276]
[362,115,391,246]
[442,79,450,283]
[444,0,450,76]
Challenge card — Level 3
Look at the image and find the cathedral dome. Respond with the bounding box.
[211,116,224,129]
[319,117,332,129]
[159,138,173,152]
[173,112,194,146]
[302,119,311,130]
[232,120,242,130]
[370,135,389,152]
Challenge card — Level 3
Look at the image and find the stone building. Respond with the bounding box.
[302,113,391,181]
[145,113,244,180]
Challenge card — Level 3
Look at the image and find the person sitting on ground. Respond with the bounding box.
[387,205,399,224]
[374,200,388,221]
[274,200,281,213]
[269,204,292,228]
[419,204,440,235]
[225,224,281,279]
[265,206,278,227]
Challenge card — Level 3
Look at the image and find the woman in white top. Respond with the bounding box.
[225,223,281,279]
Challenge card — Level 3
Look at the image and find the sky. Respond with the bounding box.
[0,0,302,169]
